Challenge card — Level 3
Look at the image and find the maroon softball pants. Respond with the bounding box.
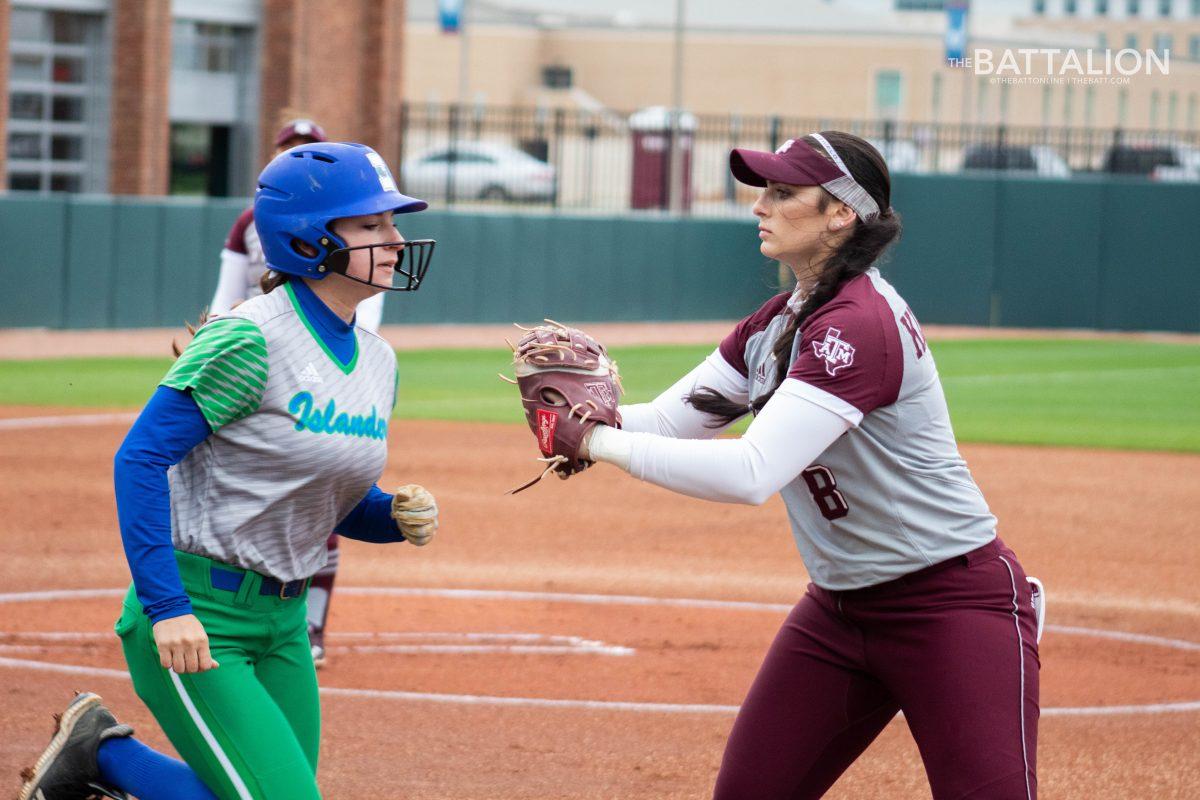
[713,538,1039,800]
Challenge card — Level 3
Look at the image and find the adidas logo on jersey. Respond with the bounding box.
[298,362,324,384]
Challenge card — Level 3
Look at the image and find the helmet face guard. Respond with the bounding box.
[254,142,434,283]
[320,239,436,292]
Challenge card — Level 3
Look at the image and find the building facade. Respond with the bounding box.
[3,0,408,195]
[403,0,1200,131]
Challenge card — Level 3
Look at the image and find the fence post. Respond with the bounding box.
[768,115,781,153]
[553,107,565,209]
[446,103,460,206]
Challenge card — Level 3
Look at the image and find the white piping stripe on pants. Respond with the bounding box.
[167,669,255,800]
[999,556,1034,800]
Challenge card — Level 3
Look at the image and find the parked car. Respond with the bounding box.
[961,144,1071,177]
[401,141,557,202]
[866,138,926,174]
[1103,143,1200,182]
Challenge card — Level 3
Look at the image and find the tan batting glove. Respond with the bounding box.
[392,483,438,546]
[152,613,219,673]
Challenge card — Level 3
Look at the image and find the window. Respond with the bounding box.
[1150,90,1160,126]
[1125,32,1139,49]
[49,174,81,192]
[976,77,990,122]
[1085,86,1096,124]
[1098,32,1108,49]
[9,9,45,41]
[1117,88,1129,124]
[1042,85,1053,125]
[1191,34,1200,59]
[1158,0,1172,14]
[8,133,43,160]
[51,96,84,122]
[874,71,903,117]
[6,9,104,193]
[9,173,42,191]
[931,72,943,119]
[1063,85,1074,124]
[172,21,241,73]
[11,53,45,81]
[50,136,83,161]
[1000,83,1011,120]
[1192,0,1200,15]
[1097,0,1110,13]
[1065,0,1078,14]
[1127,0,1141,14]
[1153,32,1173,54]
[1188,93,1197,127]
[1168,91,1178,126]
[10,93,45,120]
[1033,0,1046,12]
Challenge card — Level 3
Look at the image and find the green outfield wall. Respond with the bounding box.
[0,174,1196,332]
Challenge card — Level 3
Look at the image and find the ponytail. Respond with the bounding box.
[171,272,288,358]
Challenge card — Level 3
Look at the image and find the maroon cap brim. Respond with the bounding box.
[729,144,843,188]
[274,121,328,147]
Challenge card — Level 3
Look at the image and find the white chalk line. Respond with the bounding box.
[1,587,1198,717]
[0,630,636,657]
[0,412,138,430]
[7,585,1196,618]
[0,654,1196,718]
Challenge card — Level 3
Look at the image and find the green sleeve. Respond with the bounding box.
[392,364,400,412]
[161,318,269,431]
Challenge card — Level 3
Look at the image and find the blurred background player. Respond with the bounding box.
[209,116,378,668]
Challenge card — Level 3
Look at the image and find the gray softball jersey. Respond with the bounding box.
[719,268,996,589]
[162,283,396,581]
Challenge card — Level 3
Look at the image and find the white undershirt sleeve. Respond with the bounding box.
[587,378,853,506]
[619,349,751,438]
[355,291,385,334]
[209,248,251,315]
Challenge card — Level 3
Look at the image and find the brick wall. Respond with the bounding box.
[109,0,172,195]
[259,0,408,169]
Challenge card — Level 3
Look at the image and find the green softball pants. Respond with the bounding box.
[115,550,322,800]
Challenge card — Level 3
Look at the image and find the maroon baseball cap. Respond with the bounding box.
[729,137,843,188]
[730,133,881,221]
[274,118,328,147]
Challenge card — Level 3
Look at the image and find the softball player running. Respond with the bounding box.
[514,132,1042,799]
[20,142,437,800]
[210,117,377,667]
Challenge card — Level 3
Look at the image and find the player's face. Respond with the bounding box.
[752,181,848,270]
[331,211,404,290]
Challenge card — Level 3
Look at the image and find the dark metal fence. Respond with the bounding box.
[398,102,1200,217]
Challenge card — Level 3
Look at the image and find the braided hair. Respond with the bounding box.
[686,131,902,426]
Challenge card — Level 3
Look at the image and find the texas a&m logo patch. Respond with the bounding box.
[584,381,615,407]
[535,409,558,456]
[812,327,855,377]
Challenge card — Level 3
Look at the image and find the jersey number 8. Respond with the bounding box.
[801,465,850,521]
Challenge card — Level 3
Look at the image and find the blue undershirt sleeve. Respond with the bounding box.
[113,386,213,624]
[335,485,404,543]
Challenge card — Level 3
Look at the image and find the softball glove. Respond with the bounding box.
[503,320,622,493]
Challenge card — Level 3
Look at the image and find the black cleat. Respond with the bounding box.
[18,692,134,800]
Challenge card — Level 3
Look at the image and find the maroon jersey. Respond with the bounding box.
[719,268,996,589]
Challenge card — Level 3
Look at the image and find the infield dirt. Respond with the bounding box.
[1,411,1198,798]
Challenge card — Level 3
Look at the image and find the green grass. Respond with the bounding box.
[1,339,1197,452]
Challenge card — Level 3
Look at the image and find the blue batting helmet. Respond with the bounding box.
[253,142,427,280]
